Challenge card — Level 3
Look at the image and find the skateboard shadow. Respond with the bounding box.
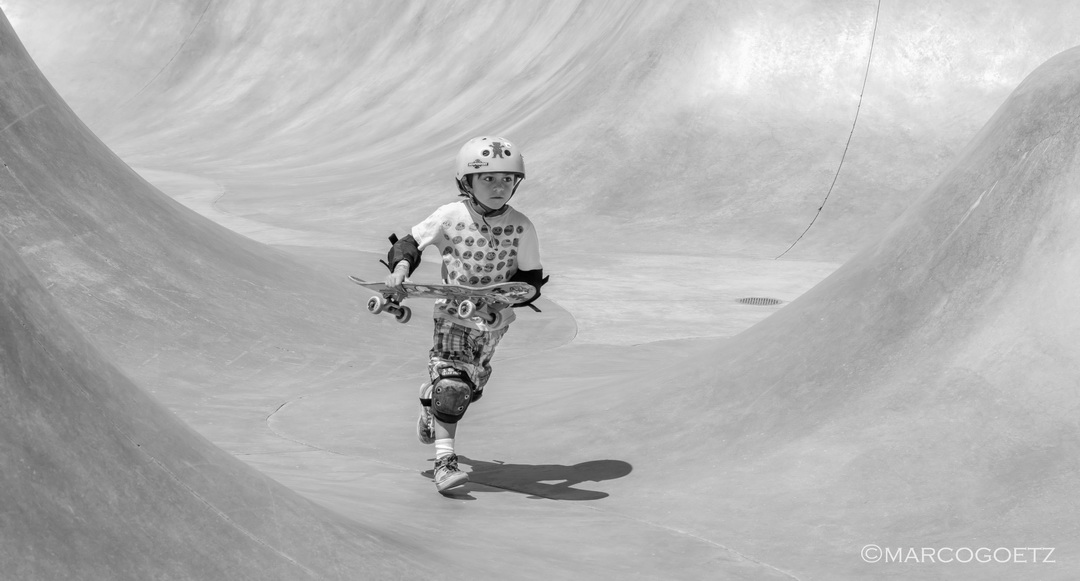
[423,456,632,500]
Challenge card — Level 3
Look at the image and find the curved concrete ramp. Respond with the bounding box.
[0,11,431,581]
[0,237,431,581]
[9,0,1080,261]
[2,1,1080,579]
[579,46,1080,577]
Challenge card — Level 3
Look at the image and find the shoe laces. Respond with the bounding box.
[436,454,460,473]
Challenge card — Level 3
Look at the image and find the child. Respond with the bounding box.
[383,136,547,493]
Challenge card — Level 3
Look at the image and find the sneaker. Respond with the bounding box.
[433,454,469,492]
[417,383,435,445]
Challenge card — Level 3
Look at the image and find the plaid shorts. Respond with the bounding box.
[429,317,509,398]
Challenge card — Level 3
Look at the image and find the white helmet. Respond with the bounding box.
[455,136,525,196]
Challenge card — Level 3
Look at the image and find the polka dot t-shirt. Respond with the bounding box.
[410,201,542,328]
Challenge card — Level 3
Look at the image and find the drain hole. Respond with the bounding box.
[738,297,782,306]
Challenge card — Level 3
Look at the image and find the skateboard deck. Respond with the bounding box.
[348,275,535,325]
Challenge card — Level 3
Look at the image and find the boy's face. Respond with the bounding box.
[469,172,518,210]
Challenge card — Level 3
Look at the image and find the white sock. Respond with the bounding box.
[435,438,455,459]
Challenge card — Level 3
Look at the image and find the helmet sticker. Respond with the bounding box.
[467,159,489,169]
[489,142,508,158]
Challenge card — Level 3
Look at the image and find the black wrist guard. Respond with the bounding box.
[382,233,421,275]
[509,268,549,309]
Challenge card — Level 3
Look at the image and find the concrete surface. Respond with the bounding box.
[1,1,1079,579]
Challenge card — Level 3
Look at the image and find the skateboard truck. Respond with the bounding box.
[365,293,413,324]
[454,299,504,326]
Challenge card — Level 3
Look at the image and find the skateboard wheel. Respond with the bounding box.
[487,310,503,327]
[457,300,476,319]
[395,305,412,324]
[367,295,386,315]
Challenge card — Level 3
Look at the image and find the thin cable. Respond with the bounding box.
[122,0,214,107]
[776,0,881,260]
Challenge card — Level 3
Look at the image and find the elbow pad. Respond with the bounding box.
[385,233,421,274]
[509,268,549,308]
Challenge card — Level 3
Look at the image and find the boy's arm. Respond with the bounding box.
[383,233,422,274]
[381,233,422,287]
[510,218,546,310]
[509,268,549,310]
[381,205,449,281]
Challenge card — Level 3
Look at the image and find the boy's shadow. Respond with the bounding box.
[424,456,632,500]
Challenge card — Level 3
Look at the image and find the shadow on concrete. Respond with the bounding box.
[420,457,633,501]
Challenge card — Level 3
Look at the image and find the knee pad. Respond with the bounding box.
[430,365,476,424]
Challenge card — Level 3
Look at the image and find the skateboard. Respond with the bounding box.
[348,276,536,326]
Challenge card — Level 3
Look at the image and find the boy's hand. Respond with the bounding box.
[385,260,410,289]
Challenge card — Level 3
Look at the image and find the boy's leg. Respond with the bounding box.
[416,382,435,445]
[463,324,509,401]
[427,320,473,491]
[473,331,505,395]
[427,364,470,492]
[428,320,486,425]
[431,418,466,492]
[432,419,460,461]
[433,418,458,441]
[425,320,509,492]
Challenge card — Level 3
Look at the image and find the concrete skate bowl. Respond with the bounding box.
[2,1,1080,579]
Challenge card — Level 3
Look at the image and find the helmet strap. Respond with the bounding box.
[467,196,510,218]
[458,175,520,219]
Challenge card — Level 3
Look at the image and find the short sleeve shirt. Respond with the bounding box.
[411,201,542,286]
